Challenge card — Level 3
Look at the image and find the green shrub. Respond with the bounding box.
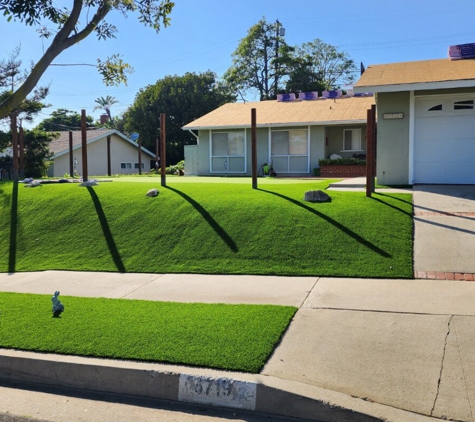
[318,158,366,166]
[166,160,185,175]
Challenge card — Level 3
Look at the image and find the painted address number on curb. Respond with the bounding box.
[178,374,257,410]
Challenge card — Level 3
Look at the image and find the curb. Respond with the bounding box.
[0,349,437,422]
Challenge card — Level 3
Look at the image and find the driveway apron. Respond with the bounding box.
[413,185,475,277]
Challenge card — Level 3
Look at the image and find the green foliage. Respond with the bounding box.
[0,45,50,123]
[288,40,357,92]
[35,108,94,131]
[319,158,366,166]
[93,95,118,120]
[123,71,235,164]
[0,179,413,278]
[224,19,357,99]
[166,159,184,175]
[0,292,296,373]
[22,129,54,177]
[224,17,295,100]
[0,0,175,120]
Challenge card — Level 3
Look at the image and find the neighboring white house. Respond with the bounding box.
[182,95,375,177]
[48,129,156,177]
[354,57,475,185]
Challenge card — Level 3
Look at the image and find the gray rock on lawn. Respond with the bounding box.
[146,188,159,197]
[304,190,331,203]
[79,180,98,187]
[24,180,41,187]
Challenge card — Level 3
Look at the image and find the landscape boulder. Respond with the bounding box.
[79,180,98,187]
[146,188,159,197]
[304,190,331,203]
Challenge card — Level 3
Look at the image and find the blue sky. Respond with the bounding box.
[1,0,475,128]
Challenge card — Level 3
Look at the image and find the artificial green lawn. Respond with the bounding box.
[0,178,413,278]
[0,292,297,373]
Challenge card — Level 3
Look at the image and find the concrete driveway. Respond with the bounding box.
[413,185,475,278]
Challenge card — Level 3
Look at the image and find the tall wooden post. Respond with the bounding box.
[155,138,159,174]
[81,110,88,182]
[69,131,74,177]
[160,113,166,187]
[10,113,18,182]
[366,106,376,197]
[251,108,257,189]
[138,136,142,175]
[107,135,111,176]
[372,104,377,184]
[19,125,24,179]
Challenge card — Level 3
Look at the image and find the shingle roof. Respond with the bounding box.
[49,129,156,158]
[49,129,112,155]
[182,96,375,130]
[354,58,475,90]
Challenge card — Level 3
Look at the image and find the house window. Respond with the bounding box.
[211,131,245,173]
[134,163,145,169]
[120,162,132,169]
[454,100,474,110]
[343,129,362,151]
[270,129,309,173]
[428,104,443,111]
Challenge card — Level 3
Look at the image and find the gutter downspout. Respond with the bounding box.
[188,129,199,145]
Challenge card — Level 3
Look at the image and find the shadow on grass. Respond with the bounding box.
[87,186,126,272]
[371,195,413,217]
[377,192,413,206]
[8,182,18,273]
[259,188,391,258]
[166,186,238,252]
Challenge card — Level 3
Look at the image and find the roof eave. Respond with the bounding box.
[183,120,368,131]
[354,78,475,94]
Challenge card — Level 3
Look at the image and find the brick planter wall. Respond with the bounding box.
[319,165,366,178]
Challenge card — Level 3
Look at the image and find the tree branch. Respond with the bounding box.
[0,0,111,120]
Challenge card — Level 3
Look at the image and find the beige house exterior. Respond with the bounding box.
[48,129,156,177]
[354,57,475,185]
[182,96,375,176]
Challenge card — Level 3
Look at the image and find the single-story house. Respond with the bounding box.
[354,57,475,185]
[182,95,375,176]
[48,129,156,177]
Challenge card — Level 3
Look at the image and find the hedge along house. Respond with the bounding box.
[48,129,156,177]
[182,95,375,177]
[354,57,475,185]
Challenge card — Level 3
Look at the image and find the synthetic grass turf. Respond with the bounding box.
[0,178,413,278]
[0,292,297,373]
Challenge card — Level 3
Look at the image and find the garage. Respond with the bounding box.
[414,94,475,184]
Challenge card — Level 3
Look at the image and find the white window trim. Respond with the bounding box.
[269,127,310,173]
[209,130,247,174]
[120,162,132,169]
[342,128,362,152]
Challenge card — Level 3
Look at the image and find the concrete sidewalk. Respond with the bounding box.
[413,185,475,277]
[2,272,475,421]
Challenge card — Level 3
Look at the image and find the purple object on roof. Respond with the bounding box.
[298,91,319,100]
[322,90,342,99]
[277,93,296,102]
[448,43,475,60]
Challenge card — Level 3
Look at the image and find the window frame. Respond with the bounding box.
[120,162,132,169]
[209,130,246,174]
[269,127,310,174]
[342,128,363,152]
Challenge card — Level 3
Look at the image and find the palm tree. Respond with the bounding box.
[93,95,118,120]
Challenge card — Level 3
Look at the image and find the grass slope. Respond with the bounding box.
[0,179,413,278]
[0,292,297,373]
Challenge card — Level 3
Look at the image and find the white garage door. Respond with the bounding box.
[414,94,475,184]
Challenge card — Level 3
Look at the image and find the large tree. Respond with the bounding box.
[123,71,235,165]
[287,39,357,92]
[35,108,95,131]
[0,0,174,120]
[224,18,295,101]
